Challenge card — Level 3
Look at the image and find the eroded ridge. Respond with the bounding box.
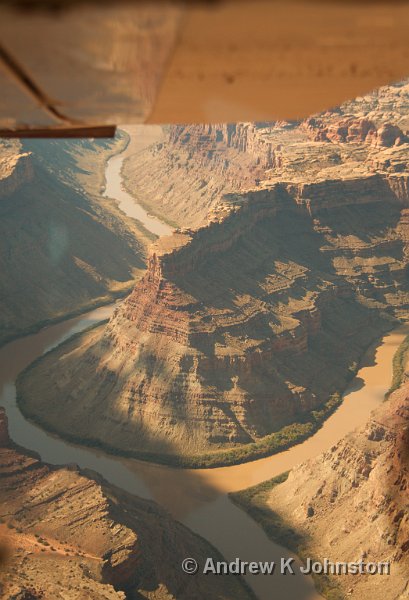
[17,171,409,463]
[0,407,252,600]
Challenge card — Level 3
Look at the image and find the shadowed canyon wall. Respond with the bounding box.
[0,135,152,347]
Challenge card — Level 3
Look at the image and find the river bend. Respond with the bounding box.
[2,134,407,600]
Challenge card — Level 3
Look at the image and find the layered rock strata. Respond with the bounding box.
[250,384,409,600]
[122,122,277,227]
[0,135,151,347]
[122,81,409,228]
[0,407,252,600]
[17,169,409,461]
[15,80,409,464]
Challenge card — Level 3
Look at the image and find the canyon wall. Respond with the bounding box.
[168,123,276,169]
[253,383,409,600]
[148,171,409,283]
[0,135,151,347]
[17,166,409,463]
[122,121,278,227]
[0,408,252,600]
[15,80,409,465]
[122,81,409,229]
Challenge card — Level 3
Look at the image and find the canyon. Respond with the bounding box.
[2,80,409,600]
[17,80,409,465]
[231,380,409,600]
[2,297,407,600]
[122,81,409,228]
[0,406,253,600]
[16,179,409,464]
[0,133,152,348]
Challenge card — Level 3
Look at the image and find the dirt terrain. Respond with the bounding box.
[232,381,409,600]
[0,407,253,600]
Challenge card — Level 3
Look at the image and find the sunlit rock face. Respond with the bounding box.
[16,81,409,462]
[17,177,409,460]
[122,80,409,228]
[261,382,409,600]
[0,409,251,600]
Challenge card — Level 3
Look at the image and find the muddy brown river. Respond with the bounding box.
[103,124,173,237]
[1,135,407,600]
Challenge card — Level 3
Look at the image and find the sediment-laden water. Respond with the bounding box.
[3,137,406,599]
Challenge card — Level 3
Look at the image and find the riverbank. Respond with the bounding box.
[386,332,409,398]
[229,325,409,600]
[4,305,408,600]
[105,125,174,237]
[229,475,344,600]
[1,128,169,346]
[0,285,131,351]
[16,348,344,468]
[14,316,398,469]
[5,126,409,600]
[0,134,152,350]
[119,124,181,230]
[230,359,409,600]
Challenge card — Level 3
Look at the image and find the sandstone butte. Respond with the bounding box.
[16,80,409,466]
[0,407,252,600]
[234,381,409,600]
